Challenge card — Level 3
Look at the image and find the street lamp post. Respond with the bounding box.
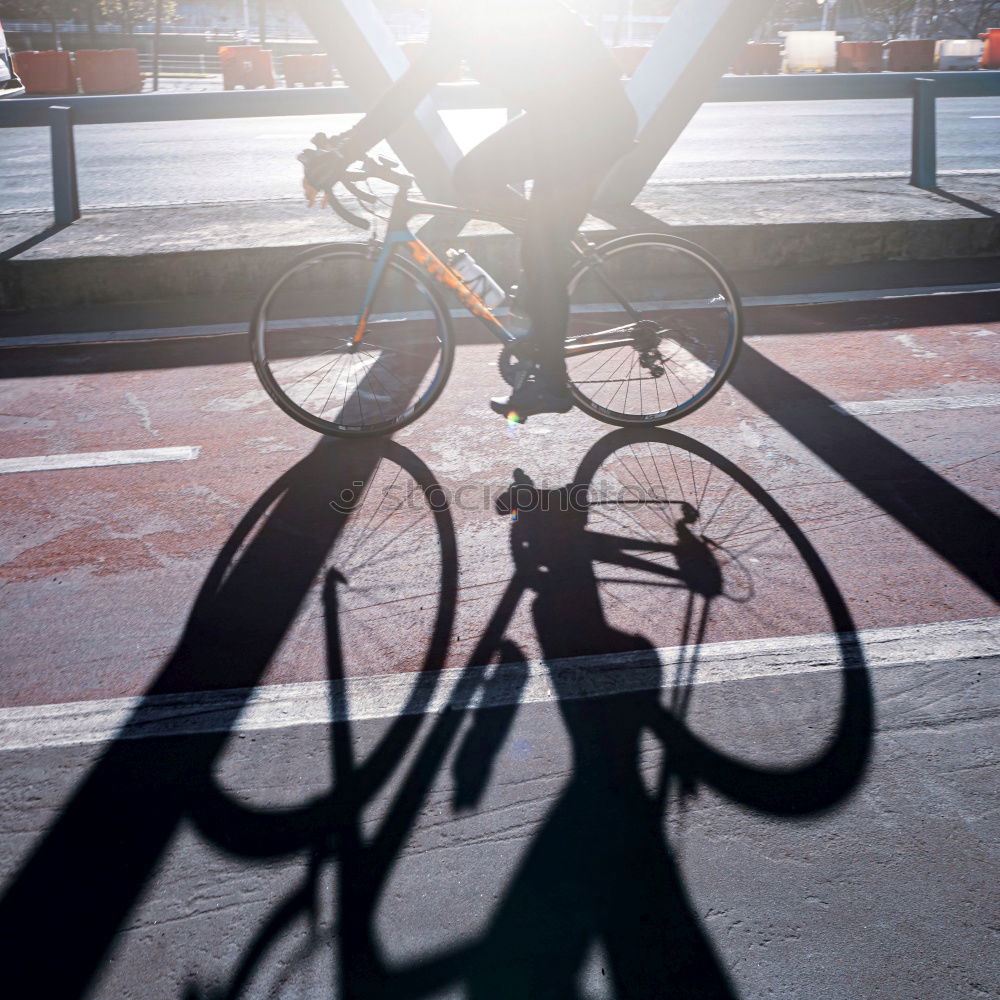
[152,0,162,91]
[818,0,839,32]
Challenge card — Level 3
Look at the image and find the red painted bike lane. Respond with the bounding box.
[0,308,996,709]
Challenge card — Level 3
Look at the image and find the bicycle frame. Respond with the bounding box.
[350,179,641,359]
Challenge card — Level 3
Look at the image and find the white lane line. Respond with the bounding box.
[1,617,995,752]
[833,392,1000,417]
[970,116,1000,120]
[0,446,200,475]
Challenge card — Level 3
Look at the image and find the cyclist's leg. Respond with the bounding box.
[519,100,636,391]
[455,100,635,415]
[451,113,533,217]
[519,171,599,389]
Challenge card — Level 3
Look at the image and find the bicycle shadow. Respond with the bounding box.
[182,428,873,999]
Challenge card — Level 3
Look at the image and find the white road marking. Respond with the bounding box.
[970,116,1000,120]
[0,617,995,752]
[832,392,1000,417]
[0,446,200,475]
[894,331,939,359]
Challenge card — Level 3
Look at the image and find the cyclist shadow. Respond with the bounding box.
[0,420,871,1000]
[461,472,736,997]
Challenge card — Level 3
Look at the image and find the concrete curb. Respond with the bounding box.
[2,217,998,312]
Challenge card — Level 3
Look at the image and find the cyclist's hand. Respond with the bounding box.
[298,146,347,207]
[309,131,342,152]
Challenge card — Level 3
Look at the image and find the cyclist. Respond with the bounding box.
[302,0,637,420]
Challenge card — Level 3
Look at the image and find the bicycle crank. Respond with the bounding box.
[498,346,536,388]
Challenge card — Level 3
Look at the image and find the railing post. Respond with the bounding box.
[49,104,80,225]
[910,77,937,189]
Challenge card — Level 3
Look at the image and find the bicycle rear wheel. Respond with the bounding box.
[565,233,742,426]
[251,244,455,438]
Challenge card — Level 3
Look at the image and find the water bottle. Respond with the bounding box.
[445,249,505,310]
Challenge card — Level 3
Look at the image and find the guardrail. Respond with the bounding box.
[1,71,998,225]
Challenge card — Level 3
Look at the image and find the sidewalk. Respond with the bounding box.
[2,174,998,312]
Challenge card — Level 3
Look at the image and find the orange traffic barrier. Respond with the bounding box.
[11,50,76,95]
[884,39,935,72]
[282,52,333,87]
[731,42,782,75]
[981,28,1000,69]
[74,49,141,94]
[612,45,651,79]
[219,45,275,90]
[836,41,884,73]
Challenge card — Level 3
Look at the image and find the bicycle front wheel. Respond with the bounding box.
[251,243,455,438]
[565,233,742,426]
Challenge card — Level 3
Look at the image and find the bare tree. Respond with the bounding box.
[99,0,176,37]
[3,0,81,49]
[857,0,920,37]
[933,0,1000,35]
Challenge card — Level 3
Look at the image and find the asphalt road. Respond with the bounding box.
[0,295,998,998]
[2,96,999,213]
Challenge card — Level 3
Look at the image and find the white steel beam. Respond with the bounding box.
[597,0,772,206]
[295,0,462,201]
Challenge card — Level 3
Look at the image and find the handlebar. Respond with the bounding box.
[317,152,415,231]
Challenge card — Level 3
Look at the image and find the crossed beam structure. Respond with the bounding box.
[295,0,771,207]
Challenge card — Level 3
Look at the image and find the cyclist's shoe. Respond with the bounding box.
[490,377,573,422]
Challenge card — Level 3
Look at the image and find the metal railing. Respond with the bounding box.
[136,53,222,76]
[1,71,997,226]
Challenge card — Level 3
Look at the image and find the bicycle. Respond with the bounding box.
[251,154,743,438]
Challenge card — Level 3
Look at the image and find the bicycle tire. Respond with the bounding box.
[251,243,455,438]
[565,233,743,427]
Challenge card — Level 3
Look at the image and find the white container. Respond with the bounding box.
[782,31,840,73]
[935,39,984,70]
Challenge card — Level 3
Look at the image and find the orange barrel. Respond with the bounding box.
[731,42,782,75]
[612,45,651,79]
[981,29,1000,69]
[836,41,884,73]
[11,50,76,94]
[282,52,333,87]
[74,49,141,94]
[219,45,275,89]
[884,39,935,72]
